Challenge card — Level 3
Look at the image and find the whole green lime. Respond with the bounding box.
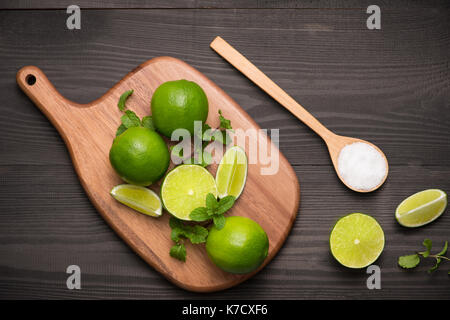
[151,80,208,137]
[109,127,170,186]
[206,216,269,274]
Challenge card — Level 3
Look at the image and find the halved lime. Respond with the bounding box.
[216,146,248,199]
[330,213,385,269]
[110,184,162,217]
[160,165,218,220]
[395,189,447,227]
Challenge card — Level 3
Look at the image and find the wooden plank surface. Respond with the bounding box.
[0,4,449,299]
[1,1,448,9]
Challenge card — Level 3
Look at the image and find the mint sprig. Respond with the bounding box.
[180,110,233,167]
[218,109,232,130]
[189,193,236,230]
[398,239,449,274]
[115,89,155,137]
[168,217,208,262]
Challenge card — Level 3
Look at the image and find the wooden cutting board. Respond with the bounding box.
[16,57,300,292]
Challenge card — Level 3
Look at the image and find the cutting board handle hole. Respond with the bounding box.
[26,74,36,86]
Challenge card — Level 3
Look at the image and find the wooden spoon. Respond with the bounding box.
[210,36,388,193]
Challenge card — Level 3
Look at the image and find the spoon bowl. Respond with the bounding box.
[211,36,389,192]
[325,134,389,193]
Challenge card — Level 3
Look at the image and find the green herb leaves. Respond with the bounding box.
[169,217,208,262]
[398,254,421,269]
[174,110,233,168]
[169,217,209,244]
[118,89,133,111]
[121,110,141,128]
[169,243,186,262]
[219,109,232,130]
[398,239,449,274]
[115,124,128,137]
[142,115,155,130]
[189,193,236,230]
[422,238,433,258]
[115,89,155,137]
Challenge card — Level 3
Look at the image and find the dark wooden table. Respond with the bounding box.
[0,1,449,299]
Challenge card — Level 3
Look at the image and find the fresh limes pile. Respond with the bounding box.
[107,79,269,274]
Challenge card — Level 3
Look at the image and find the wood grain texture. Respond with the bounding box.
[1,0,448,9]
[15,58,299,292]
[0,5,449,299]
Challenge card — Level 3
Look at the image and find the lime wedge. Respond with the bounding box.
[161,164,218,220]
[216,146,248,199]
[330,213,384,269]
[110,184,162,217]
[395,189,447,227]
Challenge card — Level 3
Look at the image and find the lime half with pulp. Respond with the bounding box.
[395,189,447,227]
[110,184,162,217]
[216,146,247,199]
[330,213,385,269]
[161,165,218,220]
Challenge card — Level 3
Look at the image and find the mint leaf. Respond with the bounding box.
[186,225,208,244]
[428,257,441,273]
[428,241,448,273]
[213,214,226,230]
[142,116,155,130]
[206,207,216,217]
[398,254,420,269]
[218,109,232,130]
[205,193,218,211]
[169,217,208,244]
[216,196,236,215]
[437,241,448,256]
[115,124,128,137]
[171,227,184,243]
[421,239,433,258]
[169,217,183,230]
[189,207,209,222]
[118,89,133,111]
[170,243,186,262]
[121,110,141,128]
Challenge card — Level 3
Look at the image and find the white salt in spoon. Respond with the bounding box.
[211,37,388,193]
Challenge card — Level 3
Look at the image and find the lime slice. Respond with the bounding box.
[330,213,385,269]
[161,164,218,220]
[110,184,162,217]
[216,146,248,199]
[395,189,447,227]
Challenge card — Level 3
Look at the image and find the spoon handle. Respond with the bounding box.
[210,36,334,140]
